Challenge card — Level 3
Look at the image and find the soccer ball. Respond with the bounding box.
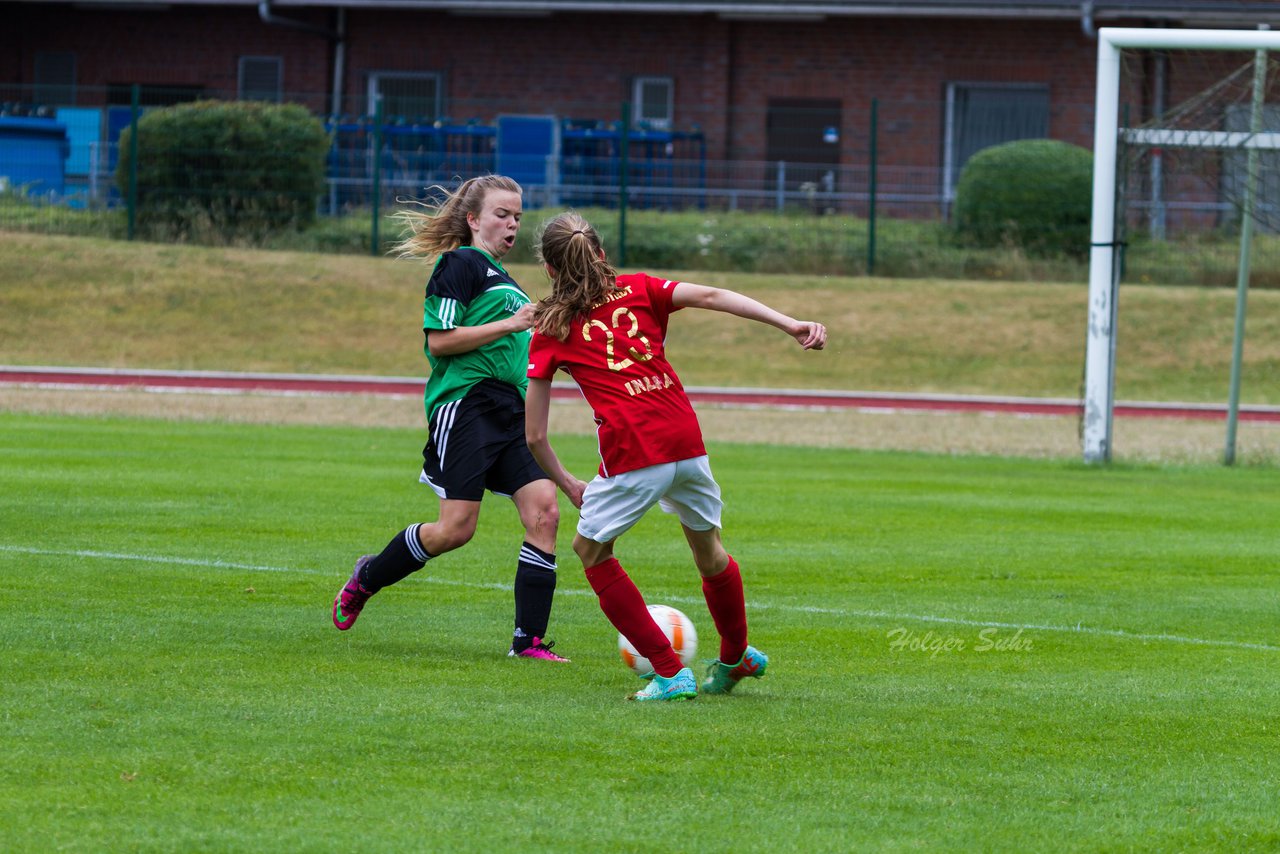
[618,604,698,676]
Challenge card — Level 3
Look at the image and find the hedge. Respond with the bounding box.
[952,139,1093,258]
[115,100,330,241]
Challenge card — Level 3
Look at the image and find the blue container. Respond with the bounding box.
[0,117,71,197]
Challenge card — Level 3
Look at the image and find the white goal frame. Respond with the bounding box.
[1084,27,1280,463]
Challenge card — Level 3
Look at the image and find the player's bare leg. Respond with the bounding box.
[415,498,482,555]
[682,525,730,578]
[513,479,559,553]
[573,533,614,568]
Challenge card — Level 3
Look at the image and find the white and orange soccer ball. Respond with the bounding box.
[618,604,698,676]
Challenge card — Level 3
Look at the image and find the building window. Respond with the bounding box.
[34,51,76,106]
[632,77,673,130]
[239,57,283,103]
[765,98,842,192]
[368,72,442,121]
[944,82,1050,203]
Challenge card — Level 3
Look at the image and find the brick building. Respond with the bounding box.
[4,1,1277,210]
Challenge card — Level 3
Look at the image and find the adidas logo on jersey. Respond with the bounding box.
[486,268,501,278]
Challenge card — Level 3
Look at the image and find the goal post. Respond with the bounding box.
[1084,27,1280,464]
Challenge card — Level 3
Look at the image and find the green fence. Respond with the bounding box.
[3,85,1280,284]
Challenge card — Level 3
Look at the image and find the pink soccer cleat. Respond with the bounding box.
[508,637,571,662]
[332,555,375,631]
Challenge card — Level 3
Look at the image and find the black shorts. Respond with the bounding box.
[420,379,548,501]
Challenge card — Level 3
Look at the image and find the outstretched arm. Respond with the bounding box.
[671,283,826,350]
[525,378,588,508]
[428,303,537,358]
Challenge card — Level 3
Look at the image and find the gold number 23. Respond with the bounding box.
[583,308,654,372]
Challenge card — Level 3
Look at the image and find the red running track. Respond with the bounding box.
[3,366,1279,423]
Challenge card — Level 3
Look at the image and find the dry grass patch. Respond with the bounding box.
[3,231,1279,404]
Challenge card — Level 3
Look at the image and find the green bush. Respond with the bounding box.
[952,139,1093,258]
[115,100,330,242]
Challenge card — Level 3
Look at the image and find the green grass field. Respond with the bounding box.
[3,412,1277,851]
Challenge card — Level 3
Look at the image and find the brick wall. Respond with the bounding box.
[343,11,1110,167]
[9,4,1225,172]
[8,4,333,104]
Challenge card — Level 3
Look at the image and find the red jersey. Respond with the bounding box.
[528,273,707,477]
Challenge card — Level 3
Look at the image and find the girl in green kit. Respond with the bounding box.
[332,176,568,663]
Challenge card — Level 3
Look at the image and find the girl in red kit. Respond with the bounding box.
[525,211,826,701]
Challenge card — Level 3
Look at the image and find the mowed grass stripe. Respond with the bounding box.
[3,542,1277,654]
[5,412,1279,850]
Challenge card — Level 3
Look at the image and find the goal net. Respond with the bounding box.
[1085,28,1280,463]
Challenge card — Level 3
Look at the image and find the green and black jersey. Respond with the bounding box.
[421,246,532,422]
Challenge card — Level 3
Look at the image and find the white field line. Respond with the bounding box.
[4,544,1276,654]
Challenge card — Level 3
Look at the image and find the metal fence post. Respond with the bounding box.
[619,101,629,267]
[775,161,786,212]
[371,98,382,257]
[868,98,879,276]
[127,84,140,240]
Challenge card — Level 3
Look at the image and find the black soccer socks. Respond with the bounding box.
[359,524,432,592]
[512,542,558,651]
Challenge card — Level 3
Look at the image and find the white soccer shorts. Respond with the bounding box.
[577,455,723,543]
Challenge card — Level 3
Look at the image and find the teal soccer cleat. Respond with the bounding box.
[703,645,768,694]
[630,667,697,702]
